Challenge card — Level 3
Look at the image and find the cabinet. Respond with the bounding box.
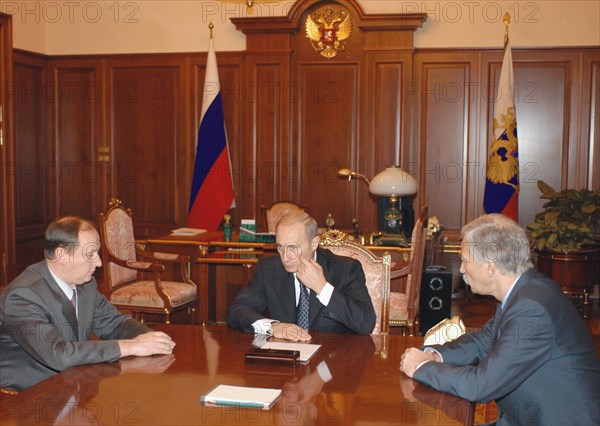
[0,13,15,288]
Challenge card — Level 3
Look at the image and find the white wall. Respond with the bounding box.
[4,0,600,55]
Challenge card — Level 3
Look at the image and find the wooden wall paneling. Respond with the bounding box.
[414,53,478,231]
[295,62,359,228]
[582,49,600,191]
[231,17,294,228]
[48,59,103,222]
[481,50,579,228]
[290,2,365,229]
[232,0,426,231]
[107,56,187,237]
[361,52,416,231]
[13,51,47,272]
[250,58,291,227]
[190,52,244,227]
[0,13,16,286]
[231,9,295,228]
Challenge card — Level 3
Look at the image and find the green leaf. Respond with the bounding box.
[581,203,597,214]
[536,239,546,251]
[537,180,557,197]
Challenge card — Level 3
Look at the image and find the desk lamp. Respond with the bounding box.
[337,165,418,243]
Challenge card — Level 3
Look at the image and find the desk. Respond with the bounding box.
[0,325,474,425]
[145,232,277,324]
[145,233,410,325]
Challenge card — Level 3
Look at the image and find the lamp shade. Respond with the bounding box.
[369,166,418,196]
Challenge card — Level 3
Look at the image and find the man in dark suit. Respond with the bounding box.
[0,216,176,391]
[400,214,600,425]
[227,211,376,341]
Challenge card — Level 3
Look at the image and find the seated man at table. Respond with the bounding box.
[0,216,176,391]
[227,211,376,340]
[399,214,600,425]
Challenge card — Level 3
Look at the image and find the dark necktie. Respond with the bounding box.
[71,289,77,315]
[297,282,309,329]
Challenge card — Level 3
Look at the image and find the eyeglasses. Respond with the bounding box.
[276,243,302,261]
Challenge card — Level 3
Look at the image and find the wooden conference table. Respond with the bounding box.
[0,325,474,425]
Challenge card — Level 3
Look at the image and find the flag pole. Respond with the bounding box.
[188,20,235,230]
[483,11,519,221]
[503,12,511,49]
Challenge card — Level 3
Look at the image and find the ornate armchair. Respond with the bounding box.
[319,230,391,334]
[98,198,197,323]
[388,206,428,335]
[260,201,307,233]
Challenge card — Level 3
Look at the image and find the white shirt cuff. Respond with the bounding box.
[423,346,443,362]
[316,282,334,306]
[251,318,279,336]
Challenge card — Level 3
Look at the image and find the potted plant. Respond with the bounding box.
[527,180,600,316]
[528,180,600,252]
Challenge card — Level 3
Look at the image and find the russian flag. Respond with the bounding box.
[483,37,519,222]
[188,36,235,230]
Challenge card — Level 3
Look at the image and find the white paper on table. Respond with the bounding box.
[259,341,321,362]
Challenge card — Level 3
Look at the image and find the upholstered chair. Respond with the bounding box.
[388,207,428,335]
[260,201,307,233]
[98,198,197,323]
[319,230,391,334]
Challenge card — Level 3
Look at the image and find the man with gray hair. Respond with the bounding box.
[400,214,599,425]
[227,211,375,340]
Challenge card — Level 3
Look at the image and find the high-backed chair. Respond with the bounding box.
[319,230,391,334]
[388,206,428,335]
[98,198,198,323]
[260,201,307,233]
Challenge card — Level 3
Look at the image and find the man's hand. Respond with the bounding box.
[118,331,176,357]
[296,258,326,294]
[399,347,440,378]
[271,322,312,342]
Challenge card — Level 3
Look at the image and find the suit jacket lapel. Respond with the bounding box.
[491,269,534,340]
[40,263,79,340]
[307,249,328,326]
[272,267,297,324]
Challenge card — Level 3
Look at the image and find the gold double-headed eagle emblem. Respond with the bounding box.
[305,4,353,59]
[487,107,519,190]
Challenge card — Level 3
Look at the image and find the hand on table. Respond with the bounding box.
[399,347,440,378]
[118,331,176,357]
[271,322,312,342]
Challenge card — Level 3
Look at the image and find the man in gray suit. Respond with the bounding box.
[0,216,176,391]
[400,214,600,425]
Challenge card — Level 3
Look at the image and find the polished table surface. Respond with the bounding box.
[1,325,474,425]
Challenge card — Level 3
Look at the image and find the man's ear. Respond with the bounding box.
[53,247,68,264]
[487,261,497,277]
[310,236,320,251]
